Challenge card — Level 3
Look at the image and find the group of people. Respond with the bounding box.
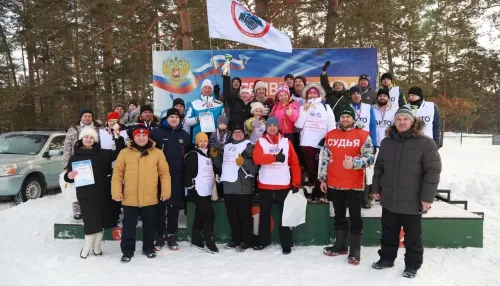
[61,61,442,279]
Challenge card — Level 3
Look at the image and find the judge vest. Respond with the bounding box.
[258,137,290,186]
[300,102,329,148]
[373,105,397,147]
[221,140,251,183]
[194,153,215,196]
[351,103,371,133]
[389,86,400,104]
[405,101,435,139]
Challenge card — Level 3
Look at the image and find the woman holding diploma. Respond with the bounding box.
[64,126,125,259]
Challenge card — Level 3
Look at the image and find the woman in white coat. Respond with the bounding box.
[295,83,336,202]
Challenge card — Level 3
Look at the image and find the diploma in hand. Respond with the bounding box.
[71,160,95,187]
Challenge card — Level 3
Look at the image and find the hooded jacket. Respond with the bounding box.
[372,119,442,215]
[270,100,300,135]
[320,73,351,121]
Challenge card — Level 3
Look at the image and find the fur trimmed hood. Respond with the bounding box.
[301,83,326,99]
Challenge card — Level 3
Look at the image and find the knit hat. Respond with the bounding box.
[294,75,307,85]
[395,106,415,123]
[275,83,290,98]
[166,108,180,118]
[408,87,423,99]
[172,98,185,108]
[377,88,390,98]
[240,87,252,95]
[350,85,362,94]
[106,112,120,123]
[284,74,294,81]
[359,74,370,82]
[128,100,138,108]
[340,105,356,119]
[201,79,213,89]
[78,126,99,142]
[217,115,228,125]
[250,101,265,114]
[380,73,393,81]
[132,125,150,138]
[79,108,93,119]
[113,103,126,111]
[195,132,209,145]
[231,123,244,133]
[266,116,279,128]
[140,105,153,114]
[254,80,267,92]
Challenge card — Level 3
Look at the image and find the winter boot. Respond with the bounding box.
[93,231,104,256]
[203,231,219,254]
[323,231,348,256]
[282,247,292,255]
[403,267,418,278]
[348,234,362,265]
[224,242,237,249]
[80,234,96,259]
[154,234,165,252]
[190,229,205,250]
[167,234,179,251]
[120,253,134,263]
[142,250,157,258]
[236,243,248,252]
[372,260,394,270]
[72,202,82,220]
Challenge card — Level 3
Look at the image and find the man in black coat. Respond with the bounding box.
[371,107,442,279]
[320,61,351,121]
[221,74,251,127]
[150,108,192,251]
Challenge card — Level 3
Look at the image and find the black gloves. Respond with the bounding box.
[275,149,285,163]
[214,84,220,95]
[322,61,331,71]
[292,186,299,194]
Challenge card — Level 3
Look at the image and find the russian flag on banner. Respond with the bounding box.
[152,54,251,94]
[207,0,292,53]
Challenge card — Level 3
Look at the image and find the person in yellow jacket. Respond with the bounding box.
[112,125,171,262]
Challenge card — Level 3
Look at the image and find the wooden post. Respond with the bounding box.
[178,0,193,50]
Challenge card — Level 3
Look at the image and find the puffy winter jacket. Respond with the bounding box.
[270,100,299,135]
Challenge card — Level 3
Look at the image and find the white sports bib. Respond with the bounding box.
[221,140,251,183]
[194,153,215,196]
[373,105,397,147]
[406,101,435,139]
[352,103,371,132]
[258,137,290,185]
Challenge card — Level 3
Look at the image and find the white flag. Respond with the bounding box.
[206,0,292,53]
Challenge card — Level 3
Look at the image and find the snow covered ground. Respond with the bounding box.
[1,135,500,286]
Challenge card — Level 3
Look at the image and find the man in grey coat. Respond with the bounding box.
[371,106,442,279]
[212,123,257,252]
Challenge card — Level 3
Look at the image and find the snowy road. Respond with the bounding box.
[1,134,499,286]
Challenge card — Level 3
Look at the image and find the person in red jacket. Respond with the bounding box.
[318,105,375,265]
[252,116,302,255]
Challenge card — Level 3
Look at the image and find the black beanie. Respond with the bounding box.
[284,74,294,81]
[128,100,138,107]
[166,108,180,118]
[172,98,185,108]
[79,108,93,119]
[408,87,424,99]
[380,73,393,81]
[350,85,362,94]
[140,105,153,114]
[377,88,390,98]
[294,75,307,85]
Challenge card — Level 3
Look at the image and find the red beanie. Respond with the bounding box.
[106,112,120,122]
[132,126,149,138]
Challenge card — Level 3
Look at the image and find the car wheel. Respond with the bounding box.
[15,176,44,204]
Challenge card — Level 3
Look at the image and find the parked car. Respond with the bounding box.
[0,131,66,204]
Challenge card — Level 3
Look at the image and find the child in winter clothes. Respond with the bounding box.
[244,102,267,144]
[184,132,219,254]
[270,83,300,141]
[64,126,125,259]
[209,115,232,150]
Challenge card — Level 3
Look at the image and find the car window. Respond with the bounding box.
[0,134,49,155]
[48,136,65,150]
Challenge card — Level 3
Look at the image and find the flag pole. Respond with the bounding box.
[208,37,218,85]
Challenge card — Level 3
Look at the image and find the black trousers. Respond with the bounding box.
[258,190,293,248]
[224,194,253,245]
[121,205,157,255]
[156,202,181,236]
[192,194,215,233]
[329,188,363,235]
[378,207,424,269]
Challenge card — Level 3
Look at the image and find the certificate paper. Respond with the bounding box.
[71,160,95,187]
[199,112,216,133]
